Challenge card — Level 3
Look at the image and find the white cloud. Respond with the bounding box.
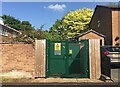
[45,4,66,11]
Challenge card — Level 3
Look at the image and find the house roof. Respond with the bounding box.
[76,29,105,39]
[97,5,120,9]
[0,23,22,34]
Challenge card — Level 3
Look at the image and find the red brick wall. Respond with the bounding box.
[0,44,35,76]
[1,25,20,42]
[0,32,13,42]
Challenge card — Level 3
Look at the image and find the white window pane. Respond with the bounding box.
[5,30,8,36]
[12,32,16,38]
[2,29,8,36]
[0,29,2,35]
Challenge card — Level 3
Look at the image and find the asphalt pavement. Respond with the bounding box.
[1,82,120,87]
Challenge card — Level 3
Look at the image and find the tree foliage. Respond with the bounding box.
[50,19,67,40]
[62,8,93,38]
[1,8,93,41]
[1,15,22,30]
[21,21,34,30]
[50,8,93,39]
[1,15,41,43]
[1,15,35,31]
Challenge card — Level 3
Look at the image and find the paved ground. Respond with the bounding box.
[32,78,104,83]
[1,82,119,87]
[1,78,119,87]
[1,77,105,83]
[111,69,120,82]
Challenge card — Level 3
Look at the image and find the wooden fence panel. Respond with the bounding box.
[35,40,46,77]
[89,39,101,79]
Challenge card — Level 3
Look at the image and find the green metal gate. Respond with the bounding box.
[46,40,89,78]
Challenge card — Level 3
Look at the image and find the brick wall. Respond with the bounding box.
[0,32,13,42]
[0,43,35,77]
[0,24,20,43]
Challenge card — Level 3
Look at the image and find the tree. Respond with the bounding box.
[62,8,93,38]
[41,30,53,40]
[1,15,39,43]
[50,19,67,40]
[1,15,22,30]
[21,21,34,31]
[50,19,62,40]
[50,8,93,39]
[50,19,61,32]
[1,15,35,31]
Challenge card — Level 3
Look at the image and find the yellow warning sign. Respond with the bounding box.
[55,43,61,51]
[69,50,72,54]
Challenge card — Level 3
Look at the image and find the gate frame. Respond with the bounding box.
[46,39,90,78]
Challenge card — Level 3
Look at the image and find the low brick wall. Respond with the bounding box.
[0,43,35,77]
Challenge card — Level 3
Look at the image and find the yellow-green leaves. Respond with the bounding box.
[50,8,93,40]
[62,8,93,38]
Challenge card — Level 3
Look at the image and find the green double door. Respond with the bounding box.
[46,40,89,78]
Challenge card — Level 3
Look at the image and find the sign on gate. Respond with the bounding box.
[69,50,72,54]
[54,43,61,55]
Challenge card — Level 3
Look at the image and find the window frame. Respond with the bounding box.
[1,29,8,36]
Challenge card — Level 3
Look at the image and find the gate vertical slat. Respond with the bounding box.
[84,40,89,78]
[46,39,50,77]
[65,40,69,75]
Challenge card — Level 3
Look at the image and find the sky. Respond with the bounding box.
[1,2,116,30]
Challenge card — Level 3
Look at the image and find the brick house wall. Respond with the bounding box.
[0,32,14,42]
[0,43,35,76]
[0,24,21,43]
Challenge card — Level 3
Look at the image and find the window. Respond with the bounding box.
[12,32,16,38]
[2,29,8,36]
[0,29,2,35]
[97,20,100,28]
